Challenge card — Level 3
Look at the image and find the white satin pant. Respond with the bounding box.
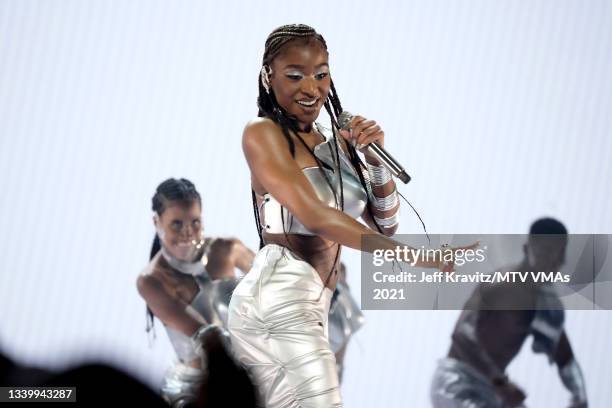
[228,244,342,408]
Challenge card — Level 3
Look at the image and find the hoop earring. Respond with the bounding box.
[261,65,273,94]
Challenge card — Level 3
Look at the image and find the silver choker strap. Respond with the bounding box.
[160,244,206,276]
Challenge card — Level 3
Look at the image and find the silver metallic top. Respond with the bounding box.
[164,277,238,363]
[260,123,368,235]
[159,238,238,363]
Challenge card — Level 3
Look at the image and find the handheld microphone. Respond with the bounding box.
[338,111,411,184]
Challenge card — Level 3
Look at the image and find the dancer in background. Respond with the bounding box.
[137,178,254,407]
[228,24,464,407]
[329,262,364,383]
[431,218,588,408]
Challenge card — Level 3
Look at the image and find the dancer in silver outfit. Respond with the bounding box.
[329,263,365,382]
[228,24,459,408]
[431,218,588,408]
[137,178,254,407]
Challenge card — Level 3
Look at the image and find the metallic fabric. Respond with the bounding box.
[261,123,367,236]
[228,244,343,408]
[373,212,400,229]
[159,238,239,406]
[160,363,203,408]
[366,162,392,186]
[329,283,364,382]
[159,237,238,363]
[431,358,503,408]
[164,277,238,363]
[328,283,364,354]
[160,238,207,276]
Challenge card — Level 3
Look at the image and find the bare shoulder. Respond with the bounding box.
[244,117,278,133]
[136,272,163,298]
[136,255,164,295]
[242,117,287,152]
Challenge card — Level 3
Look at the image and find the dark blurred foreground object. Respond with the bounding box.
[2,335,257,408]
[46,364,167,406]
[194,325,258,408]
[1,350,166,407]
[1,351,53,386]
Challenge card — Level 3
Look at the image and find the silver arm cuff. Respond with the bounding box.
[559,358,588,404]
[373,212,399,229]
[372,186,399,211]
[366,162,392,186]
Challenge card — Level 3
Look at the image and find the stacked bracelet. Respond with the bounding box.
[372,186,399,211]
[366,162,392,186]
[374,212,399,229]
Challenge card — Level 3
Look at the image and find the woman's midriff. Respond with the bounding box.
[263,232,340,290]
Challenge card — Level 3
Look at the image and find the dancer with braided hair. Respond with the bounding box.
[227,24,465,407]
[137,178,254,407]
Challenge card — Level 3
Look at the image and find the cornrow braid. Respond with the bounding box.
[263,24,327,65]
[152,178,201,215]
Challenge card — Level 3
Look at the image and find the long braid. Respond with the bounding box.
[251,190,264,249]
[326,78,384,234]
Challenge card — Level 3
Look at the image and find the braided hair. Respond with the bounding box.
[146,178,202,336]
[252,24,383,288]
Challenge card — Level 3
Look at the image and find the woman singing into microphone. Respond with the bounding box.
[227,24,455,407]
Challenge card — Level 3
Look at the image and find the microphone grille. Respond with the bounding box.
[338,111,353,130]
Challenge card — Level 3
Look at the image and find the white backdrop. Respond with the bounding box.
[1,1,611,406]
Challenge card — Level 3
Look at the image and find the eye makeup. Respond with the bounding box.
[286,71,304,80]
[284,70,330,81]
